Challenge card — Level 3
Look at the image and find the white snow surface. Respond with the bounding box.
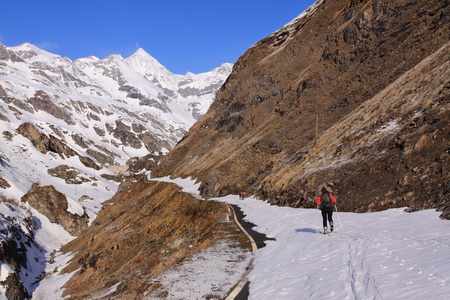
[283,0,325,29]
[146,239,252,300]
[149,175,202,198]
[32,252,77,300]
[0,263,13,281]
[149,176,450,300]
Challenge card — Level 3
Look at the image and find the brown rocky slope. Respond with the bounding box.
[154,0,449,217]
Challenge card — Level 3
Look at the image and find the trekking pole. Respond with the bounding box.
[335,205,343,228]
[315,205,320,233]
[316,209,319,232]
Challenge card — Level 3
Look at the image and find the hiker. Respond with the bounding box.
[316,187,337,234]
[239,192,245,200]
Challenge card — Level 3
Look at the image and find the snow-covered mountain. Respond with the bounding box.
[0,42,231,199]
[0,42,231,297]
[1,42,231,152]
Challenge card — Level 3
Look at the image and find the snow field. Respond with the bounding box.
[219,196,450,300]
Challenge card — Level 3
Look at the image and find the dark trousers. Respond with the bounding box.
[321,207,333,228]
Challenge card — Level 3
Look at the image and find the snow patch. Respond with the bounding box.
[150,176,202,198]
[217,196,450,300]
[66,197,85,216]
[283,0,325,29]
[146,239,252,299]
[377,119,399,133]
[0,263,14,281]
[32,252,77,300]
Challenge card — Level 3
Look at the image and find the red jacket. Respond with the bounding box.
[316,194,337,205]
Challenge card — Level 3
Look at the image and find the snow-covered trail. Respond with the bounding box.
[150,176,450,299]
[217,195,450,300]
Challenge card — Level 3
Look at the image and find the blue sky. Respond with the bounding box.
[1,0,316,74]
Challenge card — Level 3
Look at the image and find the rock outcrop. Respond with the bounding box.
[0,198,41,299]
[21,184,89,235]
[17,122,77,158]
[4,273,30,300]
[17,122,101,169]
[155,0,449,217]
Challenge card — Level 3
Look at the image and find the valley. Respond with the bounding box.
[0,0,449,298]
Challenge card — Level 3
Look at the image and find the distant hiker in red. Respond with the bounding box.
[239,192,245,200]
[316,187,337,234]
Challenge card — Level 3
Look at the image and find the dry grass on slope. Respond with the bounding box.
[59,178,251,299]
[264,42,449,215]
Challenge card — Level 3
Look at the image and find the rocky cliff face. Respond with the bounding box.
[155,0,449,217]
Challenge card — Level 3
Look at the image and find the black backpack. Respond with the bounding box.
[320,193,334,209]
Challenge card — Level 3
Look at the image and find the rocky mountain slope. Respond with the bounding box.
[0,43,231,297]
[155,0,449,218]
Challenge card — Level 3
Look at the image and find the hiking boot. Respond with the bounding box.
[324,227,327,234]
[330,222,334,232]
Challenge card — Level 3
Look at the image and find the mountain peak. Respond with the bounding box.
[17,42,37,50]
[11,42,60,61]
[133,47,150,56]
[128,47,157,62]
[105,53,125,61]
[212,63,233,74]
[126,47,171,77]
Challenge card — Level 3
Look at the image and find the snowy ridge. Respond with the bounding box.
[282,0,325,29]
